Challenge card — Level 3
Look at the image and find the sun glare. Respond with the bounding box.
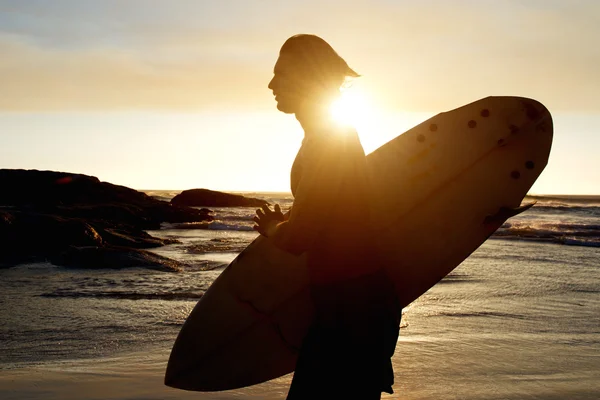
[329,87,389,152]
[330,88,373,128]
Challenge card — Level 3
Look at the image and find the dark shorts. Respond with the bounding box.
[286,269,401,399]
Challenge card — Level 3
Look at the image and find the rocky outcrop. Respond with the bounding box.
[0,169,210,228]
[171,188,268,207]
[50,246,186,272]
[0,169,212,271]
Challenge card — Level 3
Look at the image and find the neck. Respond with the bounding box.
[295,108,330,135]
[294,94,339,137]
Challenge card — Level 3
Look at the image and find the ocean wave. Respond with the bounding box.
[185,241,247,255]
[561,238,600,248]
[167,220,254,231]
[493,221,600,248]
[498,222,600,236]
[144,190,182,202]
[552,223,600,231]
[525,194,600,206]
[433,310,527,319]
[527,205,600,215]
[492,235,600,248]
[209,221,254,231]
[215,214,253,220]
[437,278,482,284]
[188,262,230,272]
[437,273,481,284]
[40,290,203,301]
[149,195,175,203]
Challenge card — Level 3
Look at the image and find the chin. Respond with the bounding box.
[276,101,296,114]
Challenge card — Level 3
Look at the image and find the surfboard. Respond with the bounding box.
[165,96,553,391]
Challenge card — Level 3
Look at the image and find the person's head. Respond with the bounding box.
[268,34,359,115]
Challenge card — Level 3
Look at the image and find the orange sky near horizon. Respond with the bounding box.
[0,1,599,194]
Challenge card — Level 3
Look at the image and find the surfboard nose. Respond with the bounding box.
[164,320,203,390]
[164,341,185,388]
[518,96,553,137]
[164,366,177,388]
[164,370,186,390]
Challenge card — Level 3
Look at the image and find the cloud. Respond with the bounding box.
[0,33,274,111]
[301,1,600,112]
[0,0,598,112]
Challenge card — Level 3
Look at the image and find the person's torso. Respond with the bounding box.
[290,127,381,284]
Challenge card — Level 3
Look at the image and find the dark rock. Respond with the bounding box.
[1,210,103,256]
[171,189,268,207]
[93,227,178,248]
[0,169,142,206]
[0,169,213,227]
[50,246,185,272]
[0,169,213,270]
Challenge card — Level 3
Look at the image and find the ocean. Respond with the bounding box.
[1,191,599,399]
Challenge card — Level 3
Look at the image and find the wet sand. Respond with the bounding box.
[2,338,597,400]
[0,350,291,400]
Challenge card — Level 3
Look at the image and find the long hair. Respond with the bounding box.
[279,34,359,89]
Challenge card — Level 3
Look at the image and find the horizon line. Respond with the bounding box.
[138,189,600,197]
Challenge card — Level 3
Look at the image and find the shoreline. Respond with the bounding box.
[0,349,294,400]
[3,331,598,400]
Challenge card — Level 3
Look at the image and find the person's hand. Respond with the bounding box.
[253,204,285,237]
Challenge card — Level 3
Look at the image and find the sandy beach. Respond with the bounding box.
[2,194,599,400]
[0,350,292,400]
[2,334,598,400]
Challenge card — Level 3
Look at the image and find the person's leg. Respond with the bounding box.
[287,273,399,399]
[286,324,334,399]
[288,348,384,400]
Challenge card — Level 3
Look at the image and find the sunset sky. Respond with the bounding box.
[1,0,598,194]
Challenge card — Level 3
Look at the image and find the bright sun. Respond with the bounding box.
[330,88,373,127]
[329,87,384,152]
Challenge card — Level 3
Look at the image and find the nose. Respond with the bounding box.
[268,76,276,91]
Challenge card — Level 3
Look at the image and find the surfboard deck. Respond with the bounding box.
[165,96,553,391]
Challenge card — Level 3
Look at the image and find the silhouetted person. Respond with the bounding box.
[253,34,401,399]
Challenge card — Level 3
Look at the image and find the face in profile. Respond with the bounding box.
[268,52,312,114]
[268,52,340,114]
